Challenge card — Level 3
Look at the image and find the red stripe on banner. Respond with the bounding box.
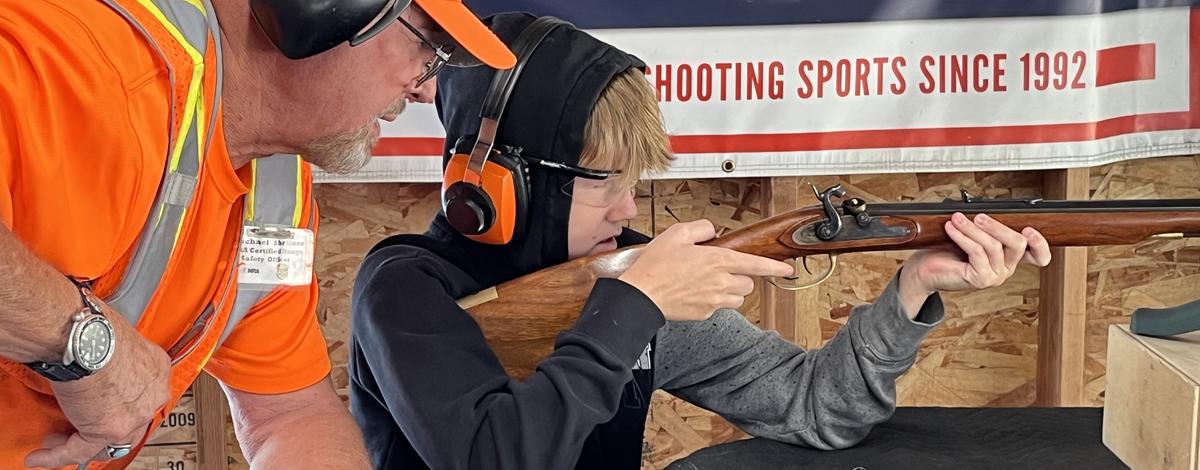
[670,111,1189,153]
[1095,43,1157,87]
[373,137,445,156]
[374,8,1200,157]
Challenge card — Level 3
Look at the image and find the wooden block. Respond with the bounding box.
[1103,324,1200,470]
[128,445,198,470]
[146,395,197,447]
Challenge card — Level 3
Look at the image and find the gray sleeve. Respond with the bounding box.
[653,272,945,450]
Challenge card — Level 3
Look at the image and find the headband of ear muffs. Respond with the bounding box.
[441,16,569,245]
[249,0,410,60]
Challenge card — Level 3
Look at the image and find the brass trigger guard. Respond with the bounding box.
[767,254,838,290]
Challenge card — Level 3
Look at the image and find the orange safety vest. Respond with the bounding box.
[0,0,316,468]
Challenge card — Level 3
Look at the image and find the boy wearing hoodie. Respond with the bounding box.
[348,13,1052,470]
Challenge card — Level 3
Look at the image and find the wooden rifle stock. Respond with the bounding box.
[460,186,1200,379]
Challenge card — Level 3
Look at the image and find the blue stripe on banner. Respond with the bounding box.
[465,0,1200,29]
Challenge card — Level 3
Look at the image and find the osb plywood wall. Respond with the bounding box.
[215,155,1198,469]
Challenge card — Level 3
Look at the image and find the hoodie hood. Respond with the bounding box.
[393,12,646,287]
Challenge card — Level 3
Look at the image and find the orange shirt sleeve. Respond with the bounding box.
[0,0,168,279]
[203,274,332,394]
[204,175,332,394]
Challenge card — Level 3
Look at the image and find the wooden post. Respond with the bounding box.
[194,372,229,470]
[1036,168,1090,406]
[760,177,824,348]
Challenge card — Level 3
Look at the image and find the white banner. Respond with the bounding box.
[315,6,1200,183]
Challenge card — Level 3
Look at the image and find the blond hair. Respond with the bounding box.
[578,68,675,190]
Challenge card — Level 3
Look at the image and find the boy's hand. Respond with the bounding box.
[898,212,1053,318]
[620,220,794,322]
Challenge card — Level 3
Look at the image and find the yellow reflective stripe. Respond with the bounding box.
[185,0,209,168]
[245,159,258,222]
[292,156,304,227]
[176,0,208,168]
[192,86,206,166]
[136,0,205,172]
[155,203,166,228]
[173,209,187,247]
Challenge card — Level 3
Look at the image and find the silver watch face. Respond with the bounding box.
[76,319,113,370]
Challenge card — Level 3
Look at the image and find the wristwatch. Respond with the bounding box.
[25,281,116,381]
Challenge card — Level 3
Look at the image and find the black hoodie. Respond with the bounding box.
[348,13,664,470]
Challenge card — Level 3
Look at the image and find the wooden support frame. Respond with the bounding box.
[194,372,229,470]
[1036,168,1090,406]
[760,177,823,349]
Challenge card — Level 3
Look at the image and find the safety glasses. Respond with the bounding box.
[518,152,633,208]
[349,1,481,87]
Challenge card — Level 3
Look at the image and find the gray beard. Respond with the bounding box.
[300,123,375,174]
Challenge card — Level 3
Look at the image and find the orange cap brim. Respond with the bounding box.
[414,0,517,69]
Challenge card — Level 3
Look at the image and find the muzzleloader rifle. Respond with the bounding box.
[457,184,1200,379]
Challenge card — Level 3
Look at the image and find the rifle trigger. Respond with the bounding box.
[801,256,814,276]
[780,258,802,281]
[767,254,838,291]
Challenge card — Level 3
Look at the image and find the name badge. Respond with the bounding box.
[238,226,314,289]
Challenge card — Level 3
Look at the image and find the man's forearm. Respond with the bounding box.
[226,379,369,470]
[0,224,83,363]
[241,405,369,469]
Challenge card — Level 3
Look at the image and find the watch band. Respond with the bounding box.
[72,279,106,316]
[25,360,92,381]
[24,278,107,382]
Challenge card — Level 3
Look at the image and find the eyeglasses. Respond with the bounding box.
[396,16,461,87]
[348,2,480,87]
[561,177,635,208]
[459,143,636,208]
[516,150,633,208]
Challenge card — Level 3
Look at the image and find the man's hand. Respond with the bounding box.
[25,307,170,469]
[898,212,1053,318]
[620,220,795,322]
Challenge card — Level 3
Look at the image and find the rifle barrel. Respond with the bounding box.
[869,198,1200,215]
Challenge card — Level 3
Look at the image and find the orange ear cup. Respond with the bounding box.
[439,18,568,245]
[441,153,526,245]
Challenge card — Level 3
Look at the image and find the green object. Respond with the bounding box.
[1130,299,1200,337]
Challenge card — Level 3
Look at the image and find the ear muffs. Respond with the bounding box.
[441,141,529,244]
[249,0,405,60]
[440,17,569,245]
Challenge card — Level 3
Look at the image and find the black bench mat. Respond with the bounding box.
[666,407,1129,469]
